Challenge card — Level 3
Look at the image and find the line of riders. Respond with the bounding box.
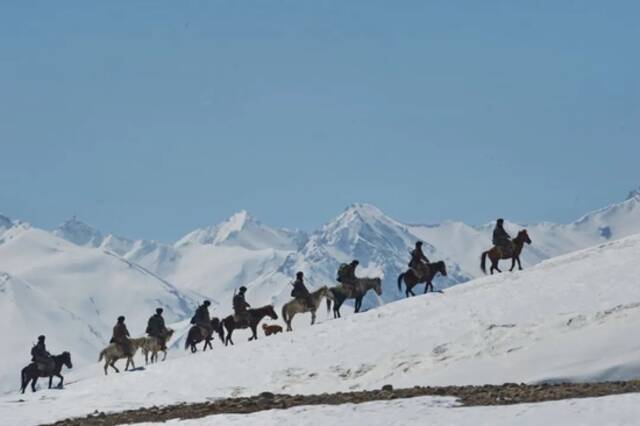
[27,219,518,377]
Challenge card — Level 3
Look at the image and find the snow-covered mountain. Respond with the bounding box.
[4,230,640,425]
[0,219,197,392]
[48,188,640,312]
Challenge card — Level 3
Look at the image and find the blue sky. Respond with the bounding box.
[0,1,638,241]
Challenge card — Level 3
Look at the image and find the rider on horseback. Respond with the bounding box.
[337,260,359,291]
[409,241,430,279]
[291,271,314,309]
[111,316,133,357]
[233,287,251,327]
[31,335,54,373]
[146,308,168,351]
[192,301,212,338]
[492,218,513,256]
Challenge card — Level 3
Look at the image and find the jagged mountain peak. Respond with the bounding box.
[53,216,104,247]
[175,210,304,251]
[626,186,640,201]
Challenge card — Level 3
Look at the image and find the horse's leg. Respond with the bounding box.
[509,256,516,272]
[354,297,361,313]
[57,374,63,389]
[517,255,523,270]
[248,325,257,341]
[162,350,167,361]
[311,311,316,326]
[48,375,53,389]
[32,377,38,392]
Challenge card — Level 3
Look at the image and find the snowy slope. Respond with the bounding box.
[0,220,197,392]
[2,232,640,425]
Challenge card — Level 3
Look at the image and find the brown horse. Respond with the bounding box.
[397,260,447,297]
[184,318,224,353]
[481,229,532,274]
[223,305,278,346]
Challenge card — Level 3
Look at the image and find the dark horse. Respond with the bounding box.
[21,352,72,393]
[222,305,278,346]
[327,277,383,318]
[481,229,532,274]
[184,318,224,353]
[397,260,447,297]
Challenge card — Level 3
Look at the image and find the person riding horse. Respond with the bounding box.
[233,287,251,327]
[409,241,430,279]
[146,308,168,351]
[192,301,213,338]
[493,218,513,256]
[290,271,314,309]
[31,335,54,373]
[337,260,359,291]
[111,316,132,357]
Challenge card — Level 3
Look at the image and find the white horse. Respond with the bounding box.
[140,328,174,364]
[98,337,146,375]
[281,286,333,331]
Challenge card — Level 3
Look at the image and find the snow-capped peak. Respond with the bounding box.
[0,214,14,231]
[626,186,640,200]
[175,211,305,251]
[53,216,104,247]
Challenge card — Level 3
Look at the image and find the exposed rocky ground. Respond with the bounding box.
[45,380,640,426]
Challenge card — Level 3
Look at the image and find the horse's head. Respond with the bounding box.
[435,261,447,277]
[518,229,532,245]
[165,328,175,339]
[266,305,278,320]
[61,351,73,369]
[373,278,383,296]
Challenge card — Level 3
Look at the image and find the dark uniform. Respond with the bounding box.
[492,219,513,255]
[31,336,54,373]
[291,272,314,309]
[111,316,132,356]
[338,260,359,290]
[409,242,430,278]
[146,308,167,350]
[233,287,251,326]
[193,301,212,337]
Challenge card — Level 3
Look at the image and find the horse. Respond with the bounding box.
[281,286,333,331]
[481,229,532,274]
[327,277,383,318]
[98,337,146,375]
[140,328,174,364]
[184,318,224,353]
[397,260,448,297]
[222,305,278,346]
[20,352,73,393]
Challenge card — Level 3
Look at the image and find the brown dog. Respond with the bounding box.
[262,323,283,336]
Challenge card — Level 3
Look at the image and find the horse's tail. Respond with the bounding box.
[397,273,405,292]
[184,331,191,351]
[217,323,225,342]
[20,367,28,390]
[481,251,488,274]
[98,348,106,362]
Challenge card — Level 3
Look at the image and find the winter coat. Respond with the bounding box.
[146,313,166,337]
[492,224,512,246]
[193,305,211,326]
[233,293,250,314]
[112,322,130,344]
[409,247,429,267]
[291,278,310,298]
